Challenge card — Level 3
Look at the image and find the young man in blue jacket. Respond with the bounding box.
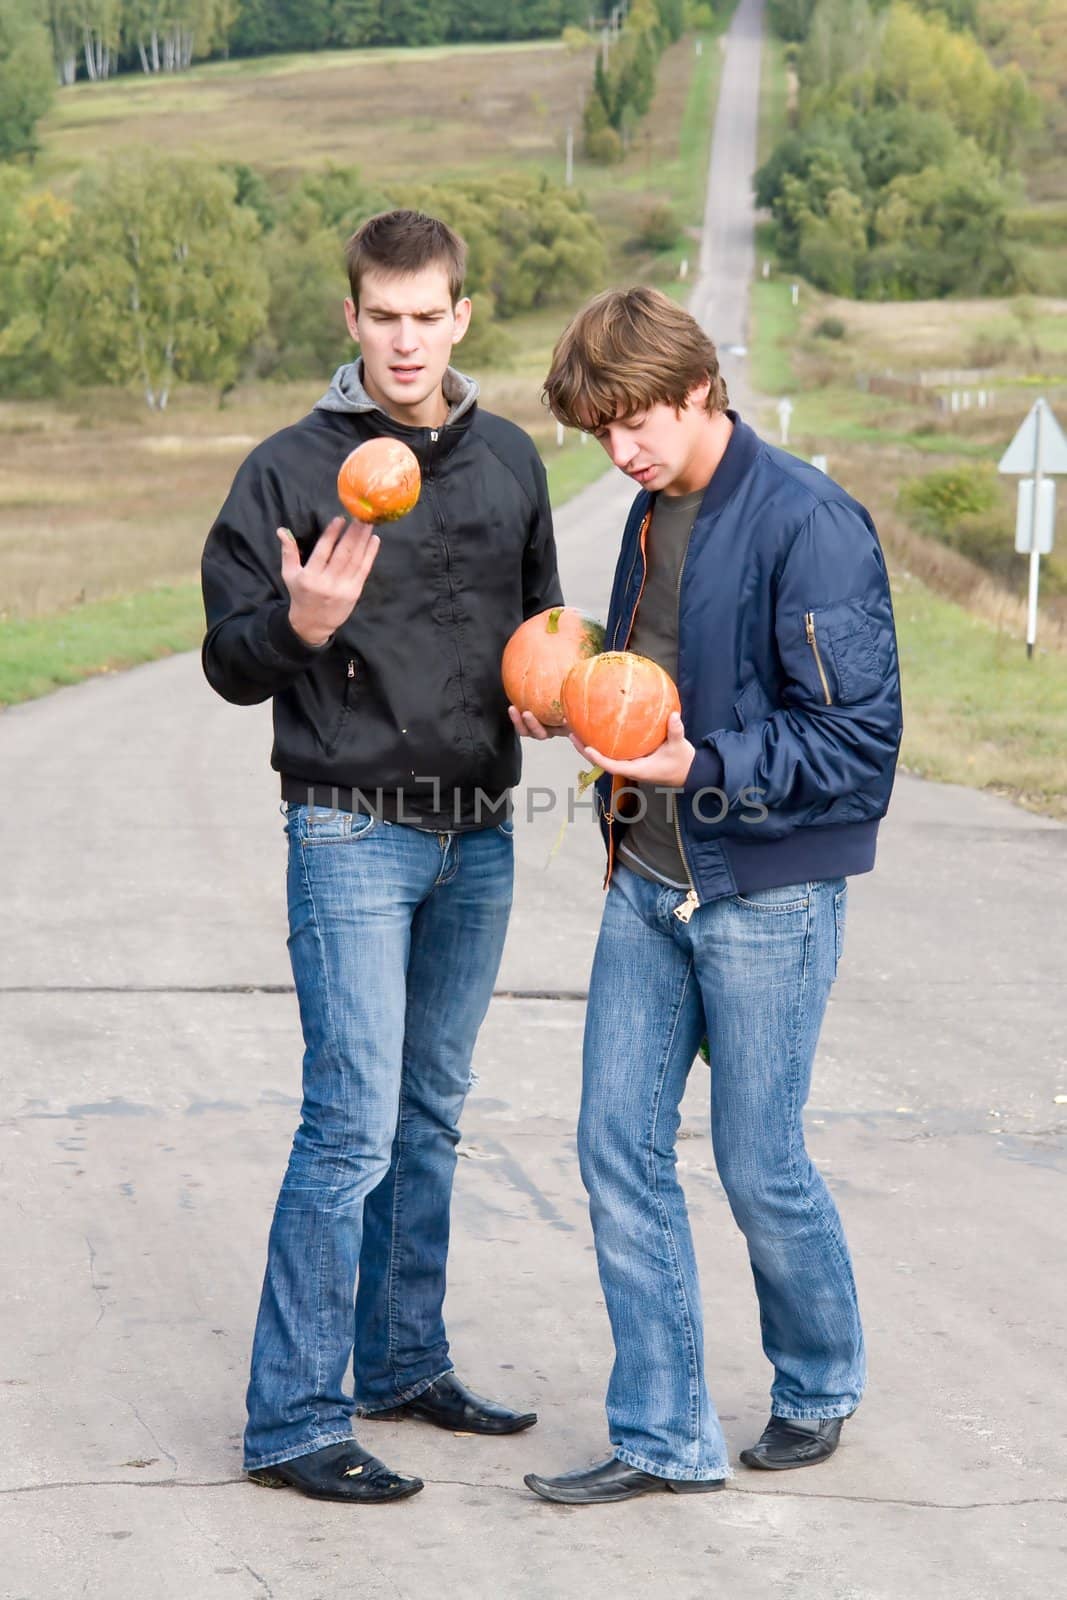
[514,287,903,1505]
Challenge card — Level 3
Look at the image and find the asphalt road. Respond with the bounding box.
[2,1,1066,1594]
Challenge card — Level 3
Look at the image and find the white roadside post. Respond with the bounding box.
[777,397,793,446]
[998,398,1067,659]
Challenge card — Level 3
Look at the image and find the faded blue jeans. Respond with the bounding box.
[579,865,863,1483]
[243,803,514,1471]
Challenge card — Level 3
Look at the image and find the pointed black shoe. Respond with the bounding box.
[247,1439,423,1503]
[368,1372,537,1436]
[524,1457,726,1504]
[739,1414,848,1471]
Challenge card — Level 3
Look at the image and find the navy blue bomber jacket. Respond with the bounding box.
[595,413,904,904]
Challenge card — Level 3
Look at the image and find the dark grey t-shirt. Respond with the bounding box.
[618,487,704,889]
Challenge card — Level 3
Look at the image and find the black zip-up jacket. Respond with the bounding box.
[201,363,562,829]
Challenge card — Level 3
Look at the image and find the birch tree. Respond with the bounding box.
[56,153,269,409]
[47,0,79,84]
[76,0,122,80]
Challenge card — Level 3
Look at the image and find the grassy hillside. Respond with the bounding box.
[37,41,589,190]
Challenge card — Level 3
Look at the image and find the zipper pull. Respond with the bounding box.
[346,659,356,679]
[673,889,700,924]
[805,612,815,644]
[429,429,439,442]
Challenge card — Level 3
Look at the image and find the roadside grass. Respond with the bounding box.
[893,572,1067,821]
[0,585,205,706]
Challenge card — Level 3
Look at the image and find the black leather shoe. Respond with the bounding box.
[368,1372,537,1436]
[247,1439,423,1503]
[739,1414,848,1471]
[524,1457,726,1504]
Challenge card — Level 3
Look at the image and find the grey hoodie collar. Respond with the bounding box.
[315,359,479,426]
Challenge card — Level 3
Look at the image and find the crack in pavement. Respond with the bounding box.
[115,1395,178,1475]
[2,1476,1065,1513]
[178,1496,276,1599]
[83,1234,107,1330]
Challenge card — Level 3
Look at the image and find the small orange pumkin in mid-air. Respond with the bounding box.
[502,606,605,727]
[561,651,681,761]
[337,437,421,523]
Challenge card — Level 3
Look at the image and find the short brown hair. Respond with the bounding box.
[543,286,728,430]
[344,209,468,309]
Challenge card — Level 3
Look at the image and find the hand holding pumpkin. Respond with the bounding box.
[507,706,571,740]
[569,710,696,787]
[278,518,381,648]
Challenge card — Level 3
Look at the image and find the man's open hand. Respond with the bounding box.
[569,711,696,786]
[508,707,572,740]
[278,518,381,648]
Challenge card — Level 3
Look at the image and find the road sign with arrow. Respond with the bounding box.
[997,398,1067,657]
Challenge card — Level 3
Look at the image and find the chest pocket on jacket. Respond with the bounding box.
[782,599,885,708]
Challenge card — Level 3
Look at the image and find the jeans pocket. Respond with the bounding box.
[833,884,848,976]
[732,881,811,912]
[301,806,377,844]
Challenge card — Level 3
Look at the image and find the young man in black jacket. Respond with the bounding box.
[202,210,560,1504]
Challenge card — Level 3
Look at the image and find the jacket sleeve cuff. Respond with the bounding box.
[684,742,725,798]
[266,604,334,664]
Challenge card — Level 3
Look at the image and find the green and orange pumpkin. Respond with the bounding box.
[502,606,605,726]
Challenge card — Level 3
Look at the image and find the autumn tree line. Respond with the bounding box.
[0,155,607,409]
[756,0,1066,300]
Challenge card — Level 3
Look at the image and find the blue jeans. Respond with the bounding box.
[243,803,514,1471]
[579,865,863,1483]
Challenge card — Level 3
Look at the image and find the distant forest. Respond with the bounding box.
[33,1,596,85]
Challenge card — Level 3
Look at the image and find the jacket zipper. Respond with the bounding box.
[671,516,700,923]
[601,511,653,886]
[327,658,356,753]
[604,509,653,831]
[424,475,476,748]
[805,612,833,706]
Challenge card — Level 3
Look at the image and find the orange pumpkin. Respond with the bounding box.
[337,438,421,523]
[561,651,680,760]
[502,606,605,726]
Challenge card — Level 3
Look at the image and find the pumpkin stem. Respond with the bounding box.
[545,762,603,869]
[546,606,563,634]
